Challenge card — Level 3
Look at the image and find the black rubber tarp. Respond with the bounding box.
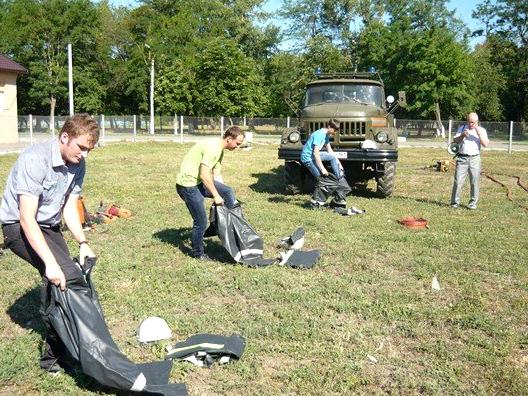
[209,204,275,267]
[43,258,187,395]
[166,333,246,367]
[312,174,352,205]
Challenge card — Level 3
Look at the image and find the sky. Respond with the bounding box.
[108,0,486,46]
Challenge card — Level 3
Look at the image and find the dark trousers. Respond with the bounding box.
[2,222,83,370]
[176,181,236,257]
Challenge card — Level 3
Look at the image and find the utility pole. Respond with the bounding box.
[68,43,74,116]
[149,57,155,135]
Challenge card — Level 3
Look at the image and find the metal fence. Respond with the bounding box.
[1,114,526,153]
[395,119,526,140]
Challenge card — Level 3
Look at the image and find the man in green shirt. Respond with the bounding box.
[176,126,245,260]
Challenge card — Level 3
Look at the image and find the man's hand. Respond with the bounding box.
[79,242,96,267]
[45,263,66,291]
[214,195,225,205]
[321,169,329,176]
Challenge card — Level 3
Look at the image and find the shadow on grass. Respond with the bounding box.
[6,286,44,335]
[6,286,108,393]
[249,166,285,194]
[267,195,296,204]
[153,228,234,263]
[393,194,451,207]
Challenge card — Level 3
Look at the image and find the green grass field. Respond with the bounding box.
[1,142,527,395]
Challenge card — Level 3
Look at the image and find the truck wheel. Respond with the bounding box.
[284,161,303,195]
[376,162,396,197]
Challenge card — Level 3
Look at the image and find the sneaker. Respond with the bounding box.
[329,199,347,208]
[451,204,459,208]
[194,254,212,261]
[350,206,366,214]
[41,361,63,375]
[467,204,477,210]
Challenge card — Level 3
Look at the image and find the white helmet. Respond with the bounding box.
[137,316,172,343]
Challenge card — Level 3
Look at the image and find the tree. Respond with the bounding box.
[0,0,103,116]
[194,38,267,116]
[265,52,303,117]
[280,0,359,50]
[474,0,528,120]
[471,43,506,120]
[155,59,196,115]
[354,0,474,119]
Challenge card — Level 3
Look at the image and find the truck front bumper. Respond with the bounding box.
[278,148,398,162]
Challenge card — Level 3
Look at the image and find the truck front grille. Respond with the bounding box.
[308,121,366,142]
[340,121,366,139]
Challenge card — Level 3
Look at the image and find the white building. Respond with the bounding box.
[0,54,28,144]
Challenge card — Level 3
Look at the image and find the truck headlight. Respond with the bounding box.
[375,131,388,143]
[288,131,300,143]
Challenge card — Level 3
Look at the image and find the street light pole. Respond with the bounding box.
[149,56,155,135]
[68,43,74,116]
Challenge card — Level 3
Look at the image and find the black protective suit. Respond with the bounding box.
[311,174,351,205]
[43,258,187,395]
[208,204,275,267]
[166,333,246,367]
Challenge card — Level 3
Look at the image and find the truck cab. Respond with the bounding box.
[278,71,405,197]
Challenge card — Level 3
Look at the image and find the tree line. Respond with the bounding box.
[0,0,526,121]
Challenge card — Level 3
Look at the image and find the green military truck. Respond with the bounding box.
[278,71,406,197]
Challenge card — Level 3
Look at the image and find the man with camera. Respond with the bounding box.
[450,112,490,209]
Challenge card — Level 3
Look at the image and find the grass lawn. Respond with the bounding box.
[0,142,527,395]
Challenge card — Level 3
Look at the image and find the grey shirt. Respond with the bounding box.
[0,139,85,226]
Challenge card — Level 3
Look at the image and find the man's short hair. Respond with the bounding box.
[61,113,100,144]
[223,126,245,140]
[328,119,340,130]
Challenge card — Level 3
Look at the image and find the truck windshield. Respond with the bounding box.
[305,84,384,107]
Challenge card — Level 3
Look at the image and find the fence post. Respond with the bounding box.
[393,117,397,128]
[509,121,513,154]
[180,115,184,143]
[133,115,137,142]
[220,116,224,137]
[287,116,290,128]
[243,116,246,127]
[448,119,452,142]
[101,114,106,146]
[29,114,33,145]
[174,114,177,138]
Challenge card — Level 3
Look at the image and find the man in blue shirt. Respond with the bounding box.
[301,119,342,178]
[1,114,99,372]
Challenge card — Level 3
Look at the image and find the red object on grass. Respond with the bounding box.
[397,217,429,229]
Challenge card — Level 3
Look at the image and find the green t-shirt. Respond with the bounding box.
[176,139,224,187]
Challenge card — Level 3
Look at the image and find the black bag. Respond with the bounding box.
[209,204,275,267]
[43,258,187,395]
[312,174,351,205]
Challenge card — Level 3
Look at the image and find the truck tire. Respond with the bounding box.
[284,161,303,195]
[376,162,396,197]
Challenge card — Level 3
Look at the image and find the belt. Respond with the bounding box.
[2,221,60,230]
[457,153,479,157]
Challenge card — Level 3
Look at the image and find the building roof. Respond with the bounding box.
[0,54,28,74]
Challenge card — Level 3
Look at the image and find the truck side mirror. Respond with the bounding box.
[398,91,407,107]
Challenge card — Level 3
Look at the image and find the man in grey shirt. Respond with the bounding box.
[0,113,99,372]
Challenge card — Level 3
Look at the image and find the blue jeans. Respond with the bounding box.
[451,154,481,207]
[176,181,236,257]
[302,152,341,178]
